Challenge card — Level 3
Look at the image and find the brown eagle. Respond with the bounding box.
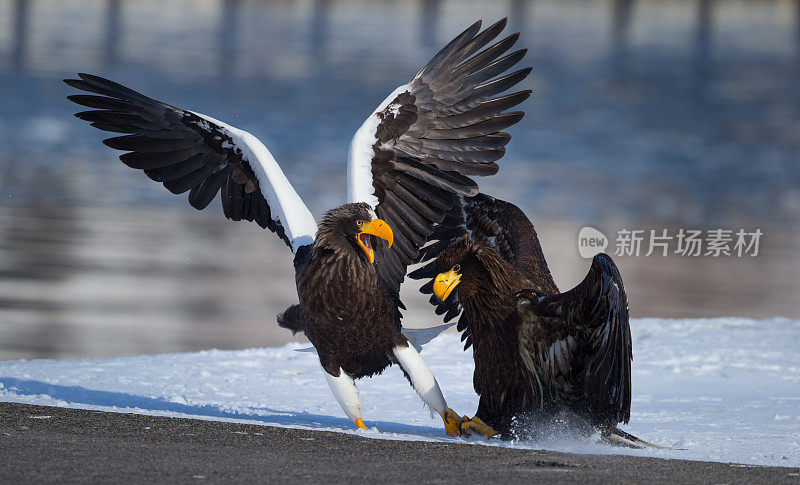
[410,195,654,446]
[65,19,531,436]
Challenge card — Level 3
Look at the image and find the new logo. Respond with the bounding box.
[578,226,608,259]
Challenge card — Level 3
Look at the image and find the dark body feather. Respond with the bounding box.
[414,195,632,438]
[282,206,406,378]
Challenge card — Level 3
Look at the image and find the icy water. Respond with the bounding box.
[0,0,799,359]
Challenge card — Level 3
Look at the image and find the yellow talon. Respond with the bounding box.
[355,418,368,431]
[460,416,499,439]
[441,408,468,437]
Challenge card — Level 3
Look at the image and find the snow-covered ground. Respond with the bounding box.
[1,317,798,467]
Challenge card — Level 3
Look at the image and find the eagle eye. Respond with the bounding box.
[356,220,364,226]
[452,264,461,273]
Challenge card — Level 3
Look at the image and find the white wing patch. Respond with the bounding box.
[192,112,318,252]
[346,84,410,208]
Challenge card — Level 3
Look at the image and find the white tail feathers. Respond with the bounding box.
[296,322,455,355]
[401,322,456,353]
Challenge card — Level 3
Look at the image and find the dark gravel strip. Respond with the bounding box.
[0,402,797,484]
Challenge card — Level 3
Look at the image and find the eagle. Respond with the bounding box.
[64,19,531,436]
[410,195,655,446]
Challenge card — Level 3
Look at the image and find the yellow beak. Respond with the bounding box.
[433,269,461,302]
[357,218,393,264]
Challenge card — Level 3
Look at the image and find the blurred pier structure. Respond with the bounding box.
[0,0,798,359]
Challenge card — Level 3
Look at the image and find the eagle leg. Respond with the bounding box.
[460,416,499,439]
[392,344,468,437]
[322,366,368,431]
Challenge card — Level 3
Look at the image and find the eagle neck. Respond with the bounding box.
[463,248,528,331]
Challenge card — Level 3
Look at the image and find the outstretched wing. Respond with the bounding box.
[409,194,557,349]
[65,73,317,252]
[347,19,532,294]
[516,253,632,425]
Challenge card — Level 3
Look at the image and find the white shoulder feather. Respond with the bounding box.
[192,112,317,251]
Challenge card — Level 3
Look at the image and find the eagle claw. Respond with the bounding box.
[460,416,499,439]
[441,408,470,437]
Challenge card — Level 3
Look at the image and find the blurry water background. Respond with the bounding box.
[0,0,798,360]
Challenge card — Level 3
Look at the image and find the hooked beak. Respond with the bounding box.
[357,218,393,264]
[433,269,461,302]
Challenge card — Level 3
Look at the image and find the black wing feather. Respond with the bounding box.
[516,253,632,425]
[66,73,294,249]
[366,19,531,301]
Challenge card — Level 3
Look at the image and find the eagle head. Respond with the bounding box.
[319,202,393,264]
[431,235,490,302]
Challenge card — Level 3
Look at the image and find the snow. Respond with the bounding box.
[1,317,799,468]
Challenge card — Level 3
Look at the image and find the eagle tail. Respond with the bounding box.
[601,427,663,449]
[400,322,456,353]
[277,304,305,335]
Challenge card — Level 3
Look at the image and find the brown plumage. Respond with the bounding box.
[411,195,652,446]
